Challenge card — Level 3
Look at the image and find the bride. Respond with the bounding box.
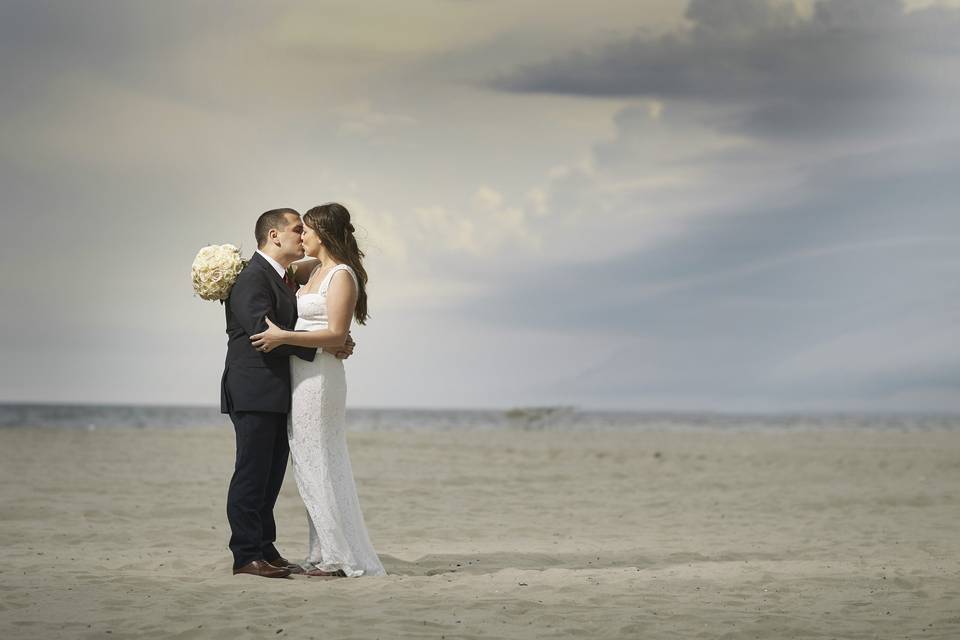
[250,203,385,577]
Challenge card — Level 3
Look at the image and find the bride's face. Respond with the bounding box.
[301,223,322,258]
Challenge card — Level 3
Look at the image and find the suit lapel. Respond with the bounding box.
[250,252,286,286]
[250,253,297,323]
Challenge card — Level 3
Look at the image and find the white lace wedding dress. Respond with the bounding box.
[288,264,386,577]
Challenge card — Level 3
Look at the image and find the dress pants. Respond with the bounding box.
[226,410,289,570]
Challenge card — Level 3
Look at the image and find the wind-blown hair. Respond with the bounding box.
[303,203,369,324]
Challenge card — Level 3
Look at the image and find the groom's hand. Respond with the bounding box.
[330,332,355,360]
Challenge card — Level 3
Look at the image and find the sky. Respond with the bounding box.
[1,0,959,412]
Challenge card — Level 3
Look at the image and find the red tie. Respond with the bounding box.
[283,272,296,291]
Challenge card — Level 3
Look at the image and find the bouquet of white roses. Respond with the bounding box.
[191,244,246,301]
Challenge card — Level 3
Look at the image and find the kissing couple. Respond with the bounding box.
[220,203,385,578]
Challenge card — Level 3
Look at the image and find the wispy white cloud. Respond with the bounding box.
[335,101,417,137]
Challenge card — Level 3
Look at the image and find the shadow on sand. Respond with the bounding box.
[380,549,782,577]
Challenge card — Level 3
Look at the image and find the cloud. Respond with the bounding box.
[456,128,960,409]
[448,1,960,409]
[495,0,960,139]
[334,101,417,136]
[410,186,540,257]
[2,0,958,411]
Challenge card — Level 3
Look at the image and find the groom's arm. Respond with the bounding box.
[229,275,316,361]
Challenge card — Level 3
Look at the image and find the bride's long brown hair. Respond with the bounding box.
[303,203,369,325]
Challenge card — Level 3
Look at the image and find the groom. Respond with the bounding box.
[221,208,352,578]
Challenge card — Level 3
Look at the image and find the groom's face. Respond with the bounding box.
[277,213,306,261]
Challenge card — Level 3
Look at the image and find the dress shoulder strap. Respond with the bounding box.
[319,264,358,295]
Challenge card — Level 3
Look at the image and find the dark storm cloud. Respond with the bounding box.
[495,0,960,138]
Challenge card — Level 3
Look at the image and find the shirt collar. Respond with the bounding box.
[255,249,287,279]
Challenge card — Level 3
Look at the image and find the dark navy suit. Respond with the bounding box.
[221,252,316,569]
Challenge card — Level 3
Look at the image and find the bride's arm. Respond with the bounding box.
[250,270,357,352]
[290,257,320,286]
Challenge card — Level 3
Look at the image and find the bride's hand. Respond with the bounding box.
[250,317,285,353]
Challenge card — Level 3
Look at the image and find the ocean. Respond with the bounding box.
[0,404,958,432]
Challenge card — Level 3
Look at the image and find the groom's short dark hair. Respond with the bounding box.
[255,208,299,247]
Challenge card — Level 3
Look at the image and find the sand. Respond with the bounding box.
[1,426,958,639]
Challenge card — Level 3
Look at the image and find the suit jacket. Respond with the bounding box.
[220,252,317,414]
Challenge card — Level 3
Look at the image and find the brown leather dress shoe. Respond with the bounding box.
[233,560,292,578]
[267,557,305,575]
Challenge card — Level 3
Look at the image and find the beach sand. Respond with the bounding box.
[1,426,958,639]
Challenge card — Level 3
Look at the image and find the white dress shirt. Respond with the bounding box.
[256,249,287,280]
